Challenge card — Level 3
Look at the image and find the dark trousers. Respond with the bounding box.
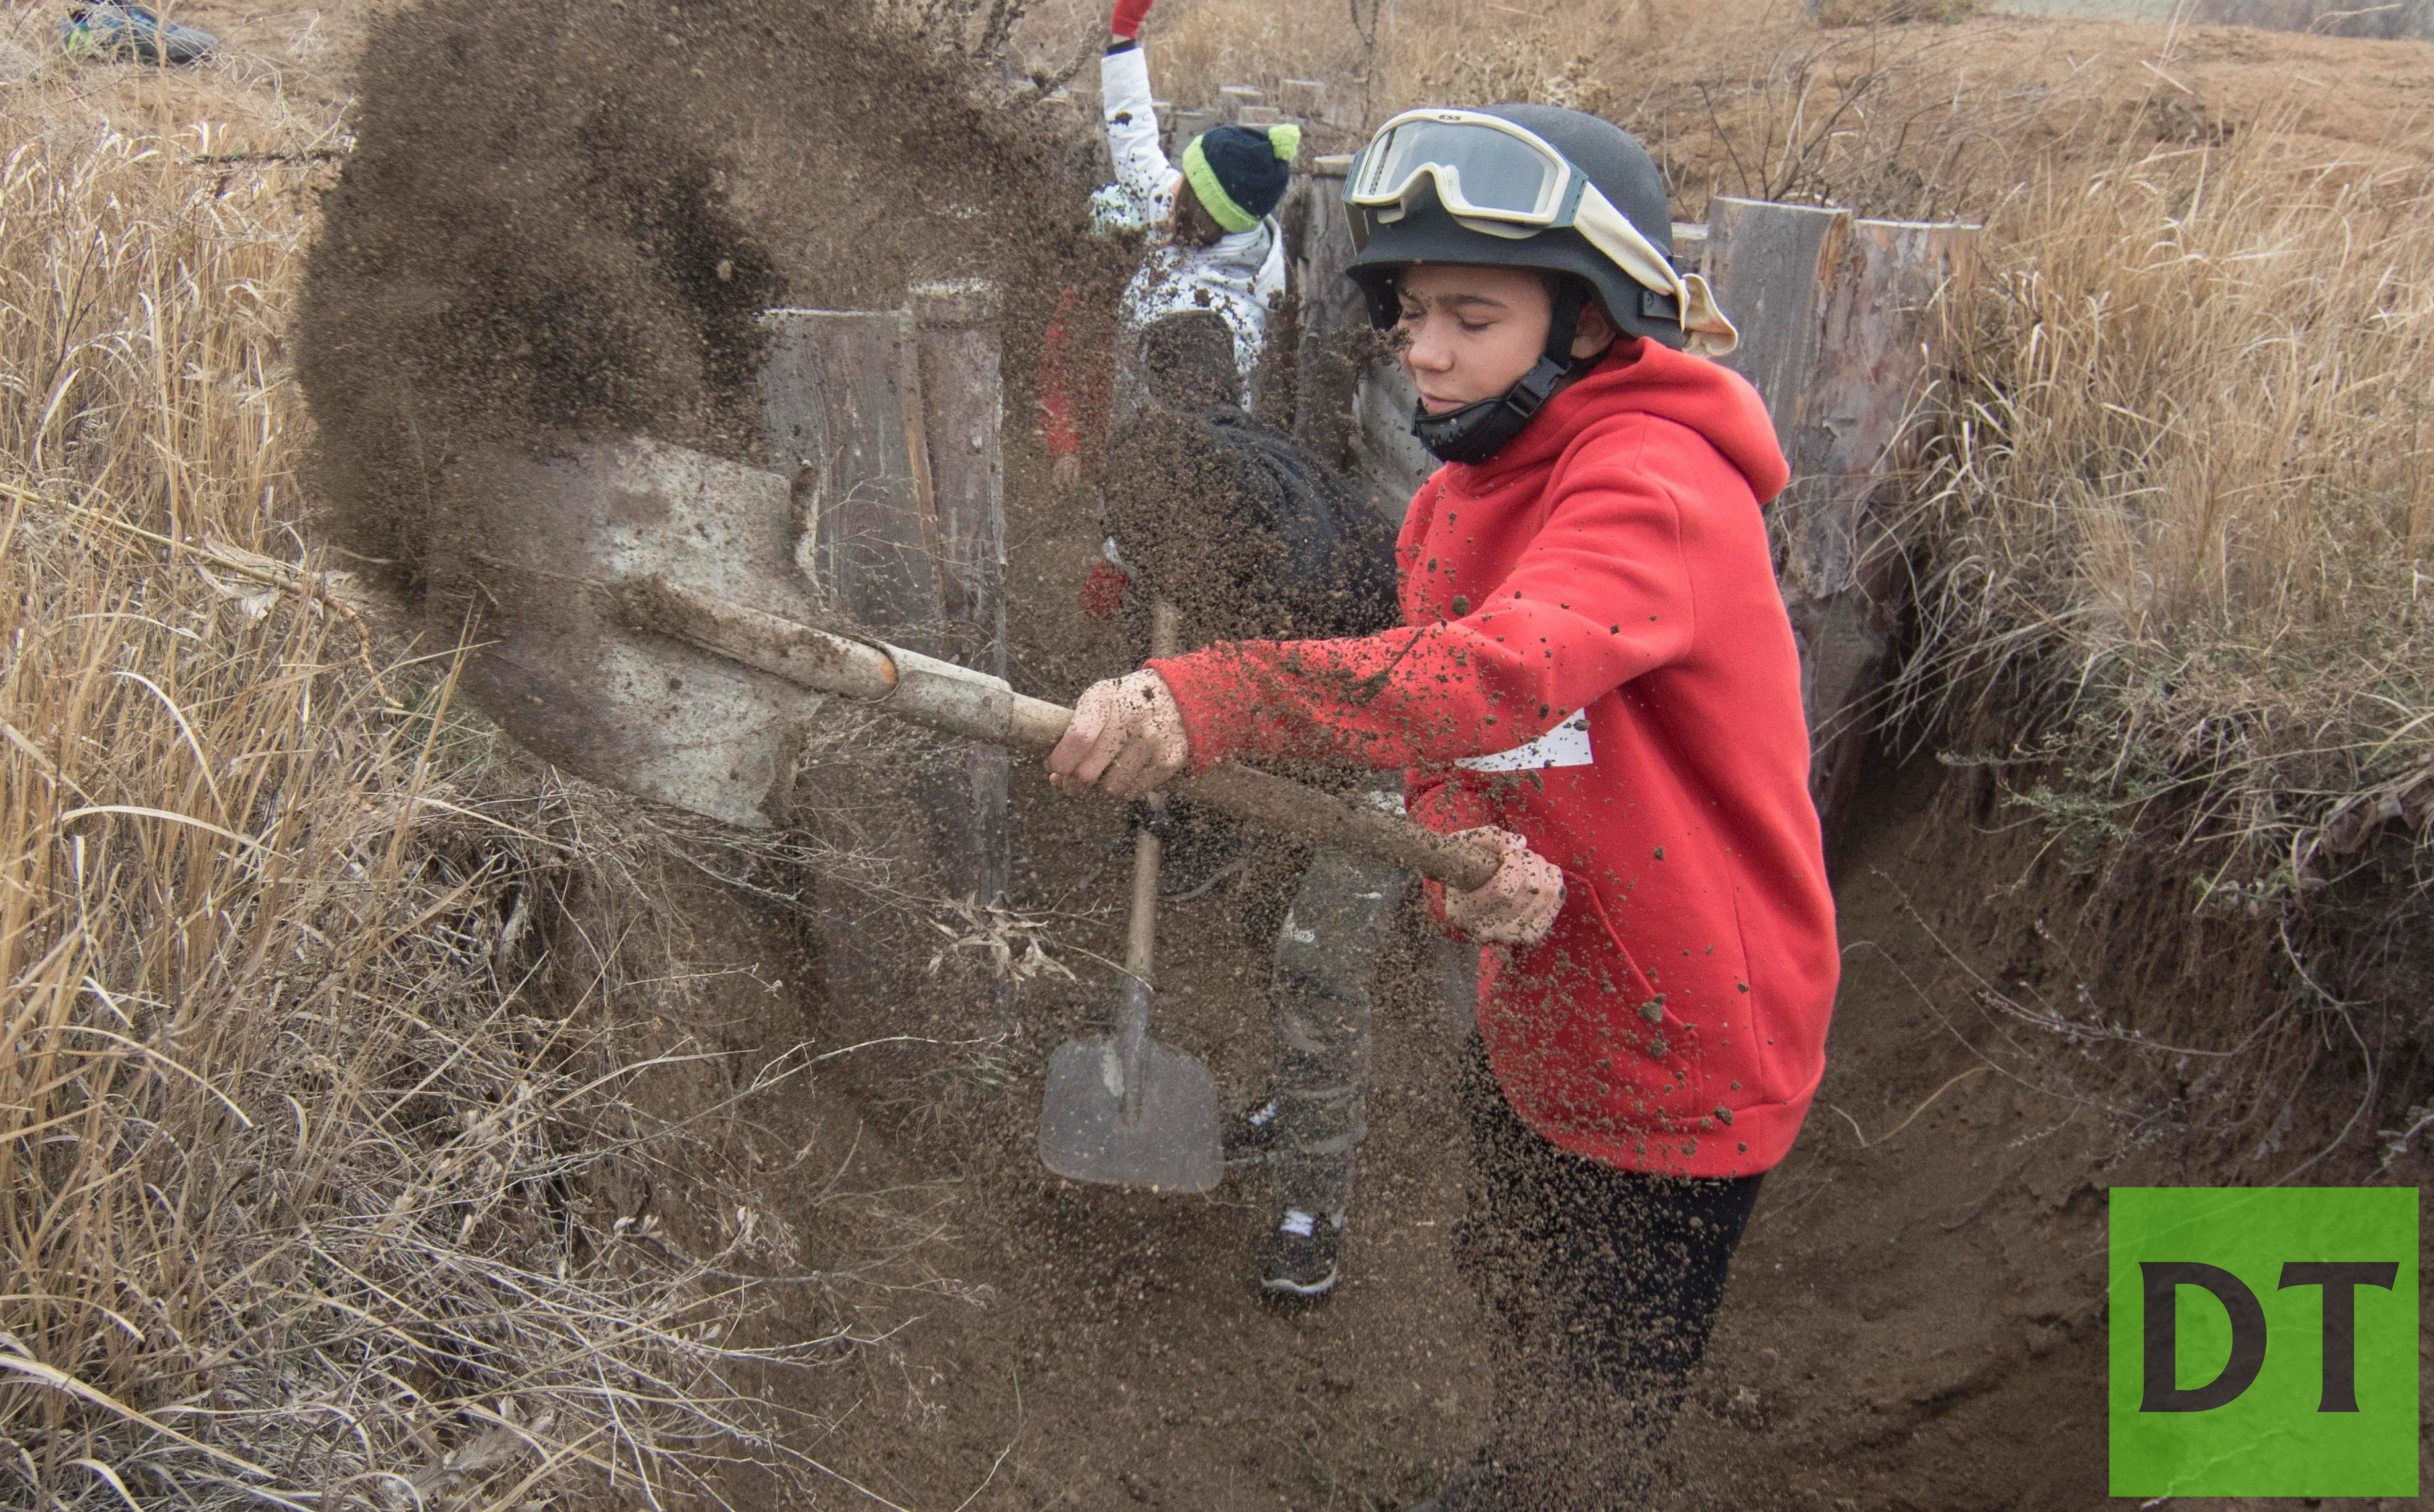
[1453,1042,1764,1510]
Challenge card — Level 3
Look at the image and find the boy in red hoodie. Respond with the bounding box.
[1048,105,1840,1509]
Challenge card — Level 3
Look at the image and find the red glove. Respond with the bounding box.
[1081,558,1130,620]
[1110,0,1154,39]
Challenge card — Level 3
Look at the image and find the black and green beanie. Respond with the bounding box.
[1182,122,1302,232]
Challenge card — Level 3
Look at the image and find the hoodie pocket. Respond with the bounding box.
[1577,882,1710,1128]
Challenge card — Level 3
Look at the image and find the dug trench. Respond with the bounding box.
[644,730,2392,1512]
[293,5,2425,1505]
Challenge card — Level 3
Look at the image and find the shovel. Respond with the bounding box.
[447,437,1499,1191]
[1034,601,1221,1192]
[602,574,1504,1191]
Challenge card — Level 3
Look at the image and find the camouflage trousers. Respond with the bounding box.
[1266,844,1411,1219]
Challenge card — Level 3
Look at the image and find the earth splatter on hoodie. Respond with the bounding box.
[1150,339,1839,1177]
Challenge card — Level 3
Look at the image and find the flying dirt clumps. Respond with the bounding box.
[298,0,1119,583]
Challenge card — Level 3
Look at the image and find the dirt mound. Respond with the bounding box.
[297,0,1115,582]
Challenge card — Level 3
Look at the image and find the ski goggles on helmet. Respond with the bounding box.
[1346,109,1738,356]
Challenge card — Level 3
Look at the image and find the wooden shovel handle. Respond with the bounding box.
[613,576,1506,893]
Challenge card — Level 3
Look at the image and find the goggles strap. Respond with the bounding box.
[1572,184,1740,357]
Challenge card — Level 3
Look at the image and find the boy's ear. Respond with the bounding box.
[1570,296,1619,361]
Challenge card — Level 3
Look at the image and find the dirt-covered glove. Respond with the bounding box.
[1047,669,1189,799]
[1110,0,1154,40]
[1441,828,1565,947]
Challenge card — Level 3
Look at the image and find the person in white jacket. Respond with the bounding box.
[1097,0,1295,388]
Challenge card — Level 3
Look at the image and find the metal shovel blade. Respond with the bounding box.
[1037,1035,1222,1194]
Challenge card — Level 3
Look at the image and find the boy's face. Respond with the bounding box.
[1396,264,1615,412]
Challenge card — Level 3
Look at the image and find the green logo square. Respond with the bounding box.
[2109,1186,2419,1498]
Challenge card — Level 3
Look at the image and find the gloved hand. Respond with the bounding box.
[1441,829,1565,947]
[1110,0,1154,40]
[1047,669,1189,799]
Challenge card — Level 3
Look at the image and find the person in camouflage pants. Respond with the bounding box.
[1095,310,1404,1298]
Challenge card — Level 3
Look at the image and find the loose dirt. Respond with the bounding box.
[296,0,1128,581]
[613,739,2413,1511]
[657,746,2418,1511]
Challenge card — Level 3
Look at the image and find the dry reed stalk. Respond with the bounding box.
[0,111,838,1512]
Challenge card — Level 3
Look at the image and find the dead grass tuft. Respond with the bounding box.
[1898,120,2434,902]
[0,107,834,1512]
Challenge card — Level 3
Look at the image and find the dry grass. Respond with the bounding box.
[1898,122,2434,894]
[0,97,839,1512]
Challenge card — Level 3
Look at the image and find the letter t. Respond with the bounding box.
[2279,1261,2400,1412]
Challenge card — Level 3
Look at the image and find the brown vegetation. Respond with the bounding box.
[0,56,830,1512]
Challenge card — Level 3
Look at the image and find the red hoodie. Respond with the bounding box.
[1149,339,1838,1177]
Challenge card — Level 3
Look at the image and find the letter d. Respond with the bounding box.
[2141,1261,2268,1412]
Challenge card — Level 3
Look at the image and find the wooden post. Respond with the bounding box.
[1774,220,1977,847]
[1290,153,1365,463]
[1273,78,1330,126]
[1703,200,1977,856]
[1168,105,1220,157]
[910,279,1011,910]
[1290,154,1437,522]
[759,308,945,650]
[759,291,1012,912]
[1704,197,1852,439]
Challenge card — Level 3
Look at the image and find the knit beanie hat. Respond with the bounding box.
[1182,122,1302,232]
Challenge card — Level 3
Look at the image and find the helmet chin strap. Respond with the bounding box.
[1410,280,1593,467]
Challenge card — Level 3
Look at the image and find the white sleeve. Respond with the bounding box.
[1254,219,1288,312]
[1099,46,1172,215]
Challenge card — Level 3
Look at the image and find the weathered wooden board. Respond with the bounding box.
[910,279,1011,909]
[1290,156,1439,520]
[1167,105,1220,158]
[911,281,1008,675]
[1773,218,1979,841]
[1702,199,1977,849]
[761,308,945,651]
[757,290,1014,909]
[1705,197,1851,439]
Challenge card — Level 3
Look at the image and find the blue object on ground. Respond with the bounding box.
[59,4,216,64]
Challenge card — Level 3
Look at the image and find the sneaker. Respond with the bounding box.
[1222,1095,1280,1165]
[59,4,215,64]
[1255,1207,1340,1299]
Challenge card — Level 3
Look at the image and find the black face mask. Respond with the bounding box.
[1410,281,1591,466]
